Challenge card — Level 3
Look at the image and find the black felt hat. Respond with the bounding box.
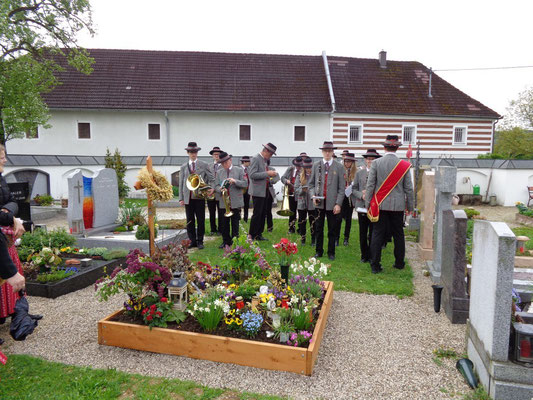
[209,146,222,155]
[185,142,201,152]
[319,141,337,150]
[262,143,277,155]
[362,149,382,158]
[382,135,402,147]
[217,151,232,164]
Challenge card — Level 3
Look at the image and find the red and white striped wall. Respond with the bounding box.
[331,114,497,158]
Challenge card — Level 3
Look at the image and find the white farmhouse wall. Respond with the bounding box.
[7,110,331,158]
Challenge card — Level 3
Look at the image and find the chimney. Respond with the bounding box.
[379,50,387,68]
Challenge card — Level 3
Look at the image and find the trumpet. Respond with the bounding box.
[276,184,294,217]
[220,179,233,217]
[186,174,214,200]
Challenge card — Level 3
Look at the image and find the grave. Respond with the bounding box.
[429,166,457,284]
[441,209,469,324]
[467,220,533,400]
[417,170,435,260]
[7,181,33,231]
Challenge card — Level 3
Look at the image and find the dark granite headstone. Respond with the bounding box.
[8,181,31,222]
[441,209,469,324]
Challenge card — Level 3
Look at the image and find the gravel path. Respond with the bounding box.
[0,238,471,400]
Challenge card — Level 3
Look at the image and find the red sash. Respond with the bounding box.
[367,160,411,222]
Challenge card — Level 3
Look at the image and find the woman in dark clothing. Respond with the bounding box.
[0,144,25,292]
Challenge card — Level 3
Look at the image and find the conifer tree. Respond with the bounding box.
[105,147,130,199]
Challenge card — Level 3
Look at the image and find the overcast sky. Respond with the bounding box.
[77,0,533,119]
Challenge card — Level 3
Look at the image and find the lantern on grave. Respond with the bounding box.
[167,272,188,311]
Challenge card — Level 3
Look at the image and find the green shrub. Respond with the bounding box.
[87,247,108,257]
[17,246,34,263]
[36,270,76,283]
[135,224,158,240]
[33,194,54,206]
[19,228,76,254]
[172,185,179,198]
[114,226,127,232]
[102,248,129,260]
[119,202,146,228]
[464,208,480,219]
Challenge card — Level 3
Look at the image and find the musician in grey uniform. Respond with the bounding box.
[248,143,278,240]
[294,157,316,245]
[281,156,302,234]
[352,149,381,263]
[178,142,213,249]
[240,156,251,223]
[214,152,247,248]
[266,160,280,232]
[308,141,345,260]
[336,152,357,246]
[365,136,414,273]
[206,146,222,235]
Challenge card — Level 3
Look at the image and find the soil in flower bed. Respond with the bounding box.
[110,306,320,348]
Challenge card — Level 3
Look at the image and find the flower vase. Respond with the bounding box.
[279,332,290,343]
[280,264,289,285]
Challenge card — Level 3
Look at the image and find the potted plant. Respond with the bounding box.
[272,238,298,285]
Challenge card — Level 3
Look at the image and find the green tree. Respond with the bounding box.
[105,148,130,200]
[501,86,533,130]
[493,127,533,159]
[0,0,95,145]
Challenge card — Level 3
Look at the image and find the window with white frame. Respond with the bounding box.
[239,124,251,141]
[348,125,362,143]
[148,124,160,140]
[403,126,416,145]
[25,127,39,139]
[78,122,91,139]
[294,126,305,142]
[453,126,467,145]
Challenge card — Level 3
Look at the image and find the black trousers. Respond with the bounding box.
[219,207,241,246]
[207,199,219,233]
[338,196,354,240]
[314,208,338,256]
[185,199,206,245]
[298,209,317,240]
[357,212,373,261]
[266,192,273,231]
[370,210,405,270]
[243,191,250,222]
[250,195,267,239]
[287,195,297,232]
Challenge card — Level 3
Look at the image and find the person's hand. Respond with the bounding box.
[313,198,320,206]
[0,208,9,213]
[13,217,25,239]
[228,178,236,185]
[288,183,295,191]
[333,205,341,214]
[267,170,277,177]
[207,189,215,196]
[179,200,185,206]
[7,272,25,292]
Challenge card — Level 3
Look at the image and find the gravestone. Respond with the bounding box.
[67,170,84,234]
[92,168,119,229]
[430,166,456,284]
[441,209,468,324]
[417,170,435,260]
[466,221,533,400]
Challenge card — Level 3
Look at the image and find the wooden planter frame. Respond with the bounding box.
[98,281,333,375]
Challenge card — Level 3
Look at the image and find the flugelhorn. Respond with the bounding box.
[186,174,214,200]
[276,184,294,217]
[220,179,233,217]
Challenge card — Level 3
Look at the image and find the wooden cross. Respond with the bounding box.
[146,156,156,257]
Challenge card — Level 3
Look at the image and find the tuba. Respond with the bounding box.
[276,184,294,217]
[186,174,214,200]
[220,179,233,217]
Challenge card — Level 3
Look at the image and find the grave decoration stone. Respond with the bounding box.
[7,181,33,231]
[67,170,84,234]
[465,221,533,400]
[418,170,435,260]
[67,168,119,235]
[430,166,457,284]
[441,209,468,324]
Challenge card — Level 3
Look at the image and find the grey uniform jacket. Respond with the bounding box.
[364,153,414,212]
[248,153,270,198]
[294,174,315,211]
[308,160,345,211]
[178,159,213,205]
[268,167,280,204]
[214,166,247,209]
[351,167,369,209]
[207,162,221,201]
[281,166,298,186]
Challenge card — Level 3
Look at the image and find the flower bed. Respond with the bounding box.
[98,280,333,375]
[26,258,125,299]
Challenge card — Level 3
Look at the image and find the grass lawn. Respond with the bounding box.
[0,355,285,400]
[512,225,533,251]
[123,198,149,208]
[189,218,414,298]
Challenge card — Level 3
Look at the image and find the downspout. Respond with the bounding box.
[322,51,336,142]
[164,111,170,156]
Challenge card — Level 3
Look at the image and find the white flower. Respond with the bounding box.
[291,295,298,304]
[304,307,309,313]
[304,261,309,268]
[309,257,316,264]
[293,309,301,317]
[308,266,315,273]
[193,304,198,311]
[259,285,269,295]
[320,265,328,275]
[302,299,307,305]
[205,307,210,313]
